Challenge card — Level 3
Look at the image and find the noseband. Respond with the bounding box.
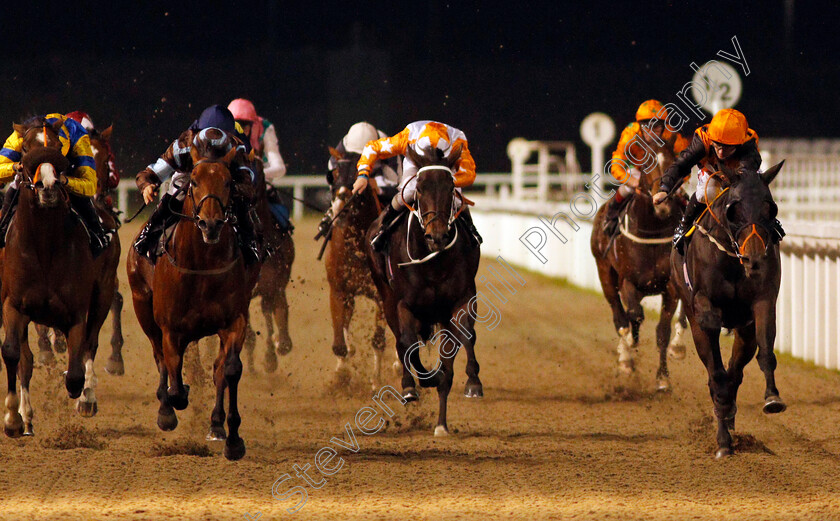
[172,159,234,227]
[401,165,465,233]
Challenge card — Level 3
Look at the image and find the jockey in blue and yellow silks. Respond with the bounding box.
[0,113,111,254]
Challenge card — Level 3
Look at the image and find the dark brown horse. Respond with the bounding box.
[366,145,481,436]
[668,162,786,458]
[35,124,126,375]
[127,144,258,460]
[325,146,387,388]
[1,119,120,436]
[590,135,688,391]
[243,163,294,373]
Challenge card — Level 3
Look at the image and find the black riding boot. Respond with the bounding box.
[233,200,262,265]
[673,196,704,255]
[370,203,404,253]
[458,208,483,247]
[603,194,632,236]
[0,186,20,248]
[134,193,177,261]
[69,193,112,256]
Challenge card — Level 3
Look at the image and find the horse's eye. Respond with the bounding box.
[190,180,197,187]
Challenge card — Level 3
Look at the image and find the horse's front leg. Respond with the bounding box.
[754,298,786,413]
[395,301,432,401]
[219,315,247,461]
[34,324,55,366]
[726,323,758,431]
[451,299,481,398]
[105,289,125,376]
[273,285,293,356]
[655,287,679,392]
[617,280,644,373]
[259,296,276,373]
[207,336,228,442]
[65,321,88,399]
[161,330,189,411]
[2,301,28,437]
[371,300,387,390]
[18,323,34,435]
[329,287,352,372]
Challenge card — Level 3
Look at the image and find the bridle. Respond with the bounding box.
[400,165,466,233]
[170,158,234,227]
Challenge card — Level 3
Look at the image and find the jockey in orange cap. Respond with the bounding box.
[350,120,481,251]
[653,108,784,253]
[602,100,689,235]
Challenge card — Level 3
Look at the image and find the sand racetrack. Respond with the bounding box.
[1,217,840,521]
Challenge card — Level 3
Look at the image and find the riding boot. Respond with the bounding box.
[603,194,631,236]
[134,193,177,261]
[458,207,483,247]
[0,186,20,248]
[370,203,404,253]
[772,219,786,243]
[69,193,112,257]
[233,199,262,265]
[673,196,704,255]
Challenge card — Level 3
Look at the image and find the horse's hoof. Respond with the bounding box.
[53,335,67,353]
[656,377,672,393]
[264,351,278,374]
[667,343,686,360]
[157,411,178,432]
[38,350,56,366]
[402,387,419,402]
[276,337,292,356]
[434,425,449,437]
[23,423,34,436]
[224,437,246,461]
[332,344,348,358]
[618,360,635,375]
[715,447,733,459]
[464,382,484,398]
[206,427,227,442]
[763,395,787,414]
[76,400,98,418]
[4,414,23,438]
[104,356,125,376]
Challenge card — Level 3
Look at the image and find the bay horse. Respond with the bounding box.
[127,141,258,460]
[1,119,120,436]
[325,146,387,389]
[590,134,688,391]
[243,162,294,373]
[366,145,481,436]
[35,123,126,376]
[668,162,786,458]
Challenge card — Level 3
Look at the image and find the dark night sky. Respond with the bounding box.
[1,1,838,176]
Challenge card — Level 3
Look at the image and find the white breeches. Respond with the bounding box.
[694,168,722,203]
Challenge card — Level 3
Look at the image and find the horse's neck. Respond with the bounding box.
[14,191,75,251]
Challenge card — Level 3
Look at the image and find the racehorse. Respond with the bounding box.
[669,161,786,458]
[324,146,387,389]
[243,162,294,373]
[1,119,120,436]
[35,123,126,375]
[366,145,481,436]
[127,139,259,460]
[590,134,688,391]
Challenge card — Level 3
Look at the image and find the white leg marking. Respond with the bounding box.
[617,326,636,373]
[372,349,383,390]
[335,356,347,372]
[5,393,21,429]
[343,327,355,357]
[80,359,98,404]
[18,385,32,426]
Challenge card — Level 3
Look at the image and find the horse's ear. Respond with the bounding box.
[52,119,64,133]
[222,146,238,165]
[447,144,463,169]
[189,144,202,164]
[12,123,26,136]
[328,146,342,159]
[100,125,113,141]
[405,144,424,167]
[761,160,785,185]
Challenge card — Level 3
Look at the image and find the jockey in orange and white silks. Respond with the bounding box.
[350,120,481,251]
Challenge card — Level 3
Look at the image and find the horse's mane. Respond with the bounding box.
[16,116,50,134]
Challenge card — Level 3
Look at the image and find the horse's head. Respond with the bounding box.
[405,144,462,252]
[88,125,116,193]
[14,119,69,208]
[722,161,784,275]
[188,144,236,244]
[328,146,361,199]
[639,132,678,219]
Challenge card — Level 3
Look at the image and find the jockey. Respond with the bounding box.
[0,113,112,254]
[350,120,481,251]
[65,111,120,194]
[133,104,262,263]
[603,99,689,235]
[653,108,785,253]
[228,98,293,232]
[318,121,400,235]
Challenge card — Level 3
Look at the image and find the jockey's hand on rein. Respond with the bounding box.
[652,191,668,205]
[352,175,368,194]
[142,184,159,204]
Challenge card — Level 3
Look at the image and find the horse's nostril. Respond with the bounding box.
[198,219,207,230]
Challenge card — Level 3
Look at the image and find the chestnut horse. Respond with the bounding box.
[35,124,126,375]
[127,143,258,460]
[590,135,687,391]
[243,163,294,373]
[1,119,120,436]
[366,145,481,436]
[669,162,786,458]
[325,146,387,388]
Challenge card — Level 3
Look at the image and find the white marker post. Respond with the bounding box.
[691,61,742,116]
[580,112,615,177]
